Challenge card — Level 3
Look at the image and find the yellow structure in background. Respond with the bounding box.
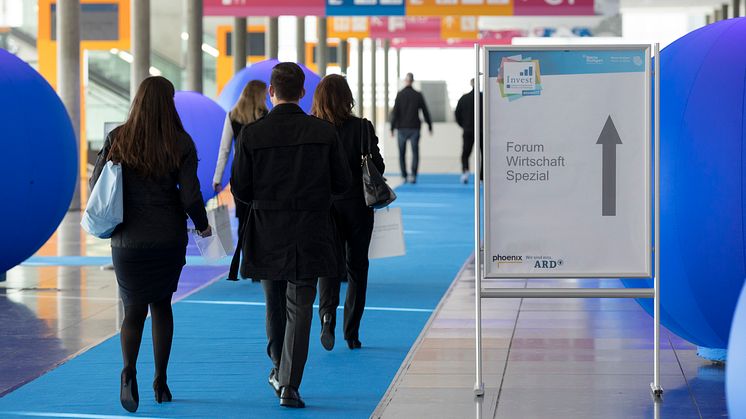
[216,24,267,95]
[37,0,130,208]
[327,17,370,39]
[406,0,512,16]
[305,41,345,74]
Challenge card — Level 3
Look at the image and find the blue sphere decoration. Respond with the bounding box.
[727,284,746,417]
[217,59,321,114]
[622,18,746,348]
[174,91,227,203]
[0,49,77,273]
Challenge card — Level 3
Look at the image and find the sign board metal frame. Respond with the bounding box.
[473,43,663,399]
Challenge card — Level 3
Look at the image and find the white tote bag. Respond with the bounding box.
[192,230,228,264]
[81,161,123,239]
[368,207,406,259]
[206,196,234,254]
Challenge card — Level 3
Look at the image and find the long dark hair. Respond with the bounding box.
[311,74,354,126]
[109,76,185,178]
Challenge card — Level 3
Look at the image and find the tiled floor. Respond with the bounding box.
[374,256,728,419]
[0,211,228,396]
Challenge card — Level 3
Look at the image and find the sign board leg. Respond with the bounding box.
[651,42,664,399]
[474,43,485,397]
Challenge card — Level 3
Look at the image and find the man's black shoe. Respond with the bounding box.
[280,386,305,408]
[320,313,335,351]
[268,368,280,397]
[346,338,362,350]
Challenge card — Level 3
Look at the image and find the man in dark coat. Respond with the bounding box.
[390,72,433,184]
[231,62,352,408]
[455,78,483,184]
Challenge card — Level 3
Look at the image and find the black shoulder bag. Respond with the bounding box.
[360,119,396,209]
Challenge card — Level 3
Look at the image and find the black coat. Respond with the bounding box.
[390,86,433,131]
[90,129,209,249]
[455,89,483,139]
[335,117,385,201]
[231,103,352,281]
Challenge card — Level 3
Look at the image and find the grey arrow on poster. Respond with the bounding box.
[597,116,622,216]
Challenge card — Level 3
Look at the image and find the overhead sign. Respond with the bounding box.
[326,0,405,16]
[441,16,479,39]
[328,17,370,39]
[370,17,440,39]
[513,0,594,15]
[483,46,651,278]
[204,0,325,16]
[406,0,512,16]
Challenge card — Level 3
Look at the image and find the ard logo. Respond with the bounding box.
[534,259,564,269]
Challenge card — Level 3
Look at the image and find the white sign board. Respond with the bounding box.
[484,45,651,278]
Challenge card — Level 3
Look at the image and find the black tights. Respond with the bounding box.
[120,295,174,383]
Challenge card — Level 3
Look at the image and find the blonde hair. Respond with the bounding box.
[229,80,268,125]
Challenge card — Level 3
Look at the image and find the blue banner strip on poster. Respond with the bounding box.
[326,0,405,16]
[488,50,647,77]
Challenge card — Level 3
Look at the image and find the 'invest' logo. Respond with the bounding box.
[498,57,542,101]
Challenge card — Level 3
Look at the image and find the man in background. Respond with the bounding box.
[455,78,483,184]
[390,72,433,184]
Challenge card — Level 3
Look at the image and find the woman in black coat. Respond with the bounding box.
[312,74,385,350]
[90,76,211,413]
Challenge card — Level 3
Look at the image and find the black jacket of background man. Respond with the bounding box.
[390,86,433,131]
[455,89,483,140]
[231,103,353,281]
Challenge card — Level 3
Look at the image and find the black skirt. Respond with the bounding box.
[112,246,186,306]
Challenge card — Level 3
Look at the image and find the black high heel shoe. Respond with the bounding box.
[153,377,173,403]
[120,368,139,413]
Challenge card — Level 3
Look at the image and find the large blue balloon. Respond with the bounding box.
[174,91,227,203]
[622,18,746,349]
[217,59,321,113]
[0,49,77,272]
[727,283,746,417]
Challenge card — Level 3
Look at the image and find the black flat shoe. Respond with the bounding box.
[280,386,305,408]
[120,368,139,413]
[268,368,281,397]
[346,338,362,350]
[320,313,335,351]
[153,377,172,403]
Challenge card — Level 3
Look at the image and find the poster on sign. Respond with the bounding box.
[483,46,652,278]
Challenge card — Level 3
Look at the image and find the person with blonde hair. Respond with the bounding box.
[213,80,268,233]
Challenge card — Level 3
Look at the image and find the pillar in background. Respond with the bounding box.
[317,17,328,76]
[357,38,364,117]
[715,8,722,20]
[296,17,306,64]
[734,0,741,17]
[186,0,203,92]
[338,39,348,75]
[131,0,150,96]
[234,17,247,74]
[57,0,81,209]
[371,38,377,127]
[396,47,401,83]
[706,14,712,24]
[267,17,279,59]
[383,39,390,123]
[723,3,730,18]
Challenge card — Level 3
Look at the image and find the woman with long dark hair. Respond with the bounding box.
[90,76,211,413]
[312,74,385,350]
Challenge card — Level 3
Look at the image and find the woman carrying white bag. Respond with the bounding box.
[85,76,211,413]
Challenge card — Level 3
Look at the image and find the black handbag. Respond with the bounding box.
[360,118,396,209]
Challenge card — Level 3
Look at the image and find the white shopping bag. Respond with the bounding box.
[368,207,406,259]
[192,231,228,264]
[206,198,234,254]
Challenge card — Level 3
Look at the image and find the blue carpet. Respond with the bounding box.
[22,255,232,267]
[0,174,475,418]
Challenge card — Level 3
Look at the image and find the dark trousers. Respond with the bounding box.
[397,128,421,178]
[318,199,374,341]
[461,133,475,173]
[261,278,317,389]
